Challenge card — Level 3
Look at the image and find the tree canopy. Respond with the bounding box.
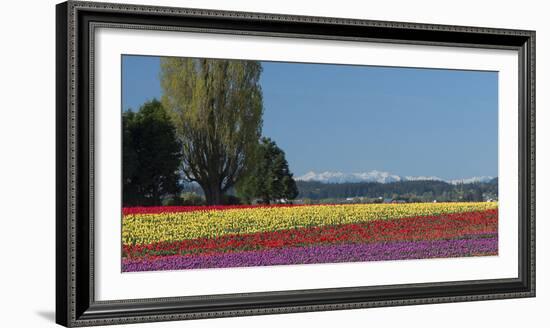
[122,99,182,206]
[160,58,264,205]
[236,137,298,204]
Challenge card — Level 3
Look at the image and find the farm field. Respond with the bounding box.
[121,202,498,272]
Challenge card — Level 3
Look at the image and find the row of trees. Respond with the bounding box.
[123,58,298,206]
[296,179,498,203]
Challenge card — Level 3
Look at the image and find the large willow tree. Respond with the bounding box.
[160,58,263,205]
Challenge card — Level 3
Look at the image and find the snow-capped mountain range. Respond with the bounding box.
[296,170,494,185]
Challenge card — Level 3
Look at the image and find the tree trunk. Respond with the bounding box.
[200,181,224,205]
[208,188,223,205]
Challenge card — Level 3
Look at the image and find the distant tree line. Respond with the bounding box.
[296,179,498,203]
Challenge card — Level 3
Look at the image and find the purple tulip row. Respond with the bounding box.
[122,234,497,272]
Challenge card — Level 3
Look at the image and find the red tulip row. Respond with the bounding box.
[122,203,314,215]
[123,209,497,259]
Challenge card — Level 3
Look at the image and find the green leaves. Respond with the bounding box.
[123,99,182,206]
[236,137,298,204]
[160,58,264,205]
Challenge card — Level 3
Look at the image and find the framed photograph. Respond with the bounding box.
[56,1,535,326]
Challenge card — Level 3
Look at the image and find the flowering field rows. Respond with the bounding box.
[122,202,498,272]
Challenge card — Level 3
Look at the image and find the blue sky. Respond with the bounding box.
[122,55,498,179]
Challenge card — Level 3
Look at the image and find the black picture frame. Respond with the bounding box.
[56,1,535,326]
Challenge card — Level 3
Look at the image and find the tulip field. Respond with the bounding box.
[121,202,498,272]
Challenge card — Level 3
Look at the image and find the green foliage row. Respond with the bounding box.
[296,179,498,203]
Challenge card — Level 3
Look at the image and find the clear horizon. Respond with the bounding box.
[122,55,498,180]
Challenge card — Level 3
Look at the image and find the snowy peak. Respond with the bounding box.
[297,170,493,185]
[297,171,401,184]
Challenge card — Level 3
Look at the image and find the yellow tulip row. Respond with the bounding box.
[122,202,498,245]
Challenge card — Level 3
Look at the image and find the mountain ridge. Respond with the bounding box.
[296,170,494,185]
